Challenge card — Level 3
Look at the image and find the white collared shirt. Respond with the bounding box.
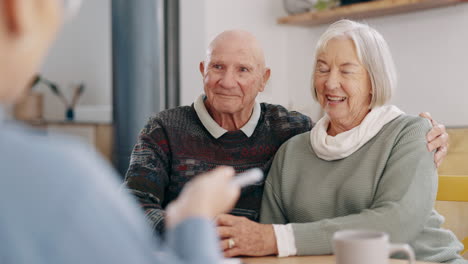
[193,95,261,139]
[273,224,298,257]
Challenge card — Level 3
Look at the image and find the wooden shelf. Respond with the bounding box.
[278,0,468,27]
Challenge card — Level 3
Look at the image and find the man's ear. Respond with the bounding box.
[2,0,34,37]
[259,68,271,92]
[199,61,205,77]
[2,0,20,34]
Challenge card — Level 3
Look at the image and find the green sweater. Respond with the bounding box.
[260,115,465,263]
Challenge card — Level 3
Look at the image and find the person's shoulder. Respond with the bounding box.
[142,105,195,133]
[288,130,311,143]
[392,114,431,129]
[261,103,309,119]
[1,123,80,156]
[0,126,154,257]
[153,105,193,119]
[277,131,311,153]
[387,114,432,139]
[1,125,116,187]
[261,103,312,129]
[35,131,111,173]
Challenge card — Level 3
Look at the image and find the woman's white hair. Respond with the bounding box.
[311,19,396,108]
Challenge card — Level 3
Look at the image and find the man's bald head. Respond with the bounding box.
[205,30,267,69]
[199,30,271,125]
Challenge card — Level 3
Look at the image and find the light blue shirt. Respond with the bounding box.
[0,106,223,264]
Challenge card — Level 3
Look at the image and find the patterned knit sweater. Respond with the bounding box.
[124,103,312,233]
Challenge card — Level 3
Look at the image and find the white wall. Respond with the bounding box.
[180,0,293,114]
[180,0,206,105]
[375,7,468,127]
[40,0,112,121]
[180,0,468,126]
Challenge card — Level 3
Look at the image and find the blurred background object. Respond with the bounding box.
[112,0,176,175]
[38,75,68,108]
[283,0,316,14]
[314,0,340,10]
[74,105,112,123]
[340,0,373,6]
[283,0,343,14]
[66,83,86,120]
[13,75,44,121]
[26,74,85,121]
[13,92,43,121]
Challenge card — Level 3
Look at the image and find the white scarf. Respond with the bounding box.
[310,105,404,161]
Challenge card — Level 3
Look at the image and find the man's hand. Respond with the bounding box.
[216,214,277,257]
[419,112,449,168]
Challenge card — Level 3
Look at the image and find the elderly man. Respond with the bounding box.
[125,29,449,236]
[0,0,240,263]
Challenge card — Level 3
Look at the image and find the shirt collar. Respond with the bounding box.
[193,95,261,139]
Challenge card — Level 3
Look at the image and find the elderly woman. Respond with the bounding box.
[258,20,465,263]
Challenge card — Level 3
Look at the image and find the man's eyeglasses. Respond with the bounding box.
[62,0,82,21]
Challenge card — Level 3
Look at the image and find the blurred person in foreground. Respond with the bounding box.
[219,20,466,264]
[0,0,239,263]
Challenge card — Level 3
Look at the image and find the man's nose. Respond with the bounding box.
[218,70,237,89]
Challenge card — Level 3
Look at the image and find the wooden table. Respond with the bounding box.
[242,255,437,264]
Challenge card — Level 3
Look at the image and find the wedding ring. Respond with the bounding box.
[228,238,235,249]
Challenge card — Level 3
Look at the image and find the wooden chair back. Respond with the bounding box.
[435,175,468,259]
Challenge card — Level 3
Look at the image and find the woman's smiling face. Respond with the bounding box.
[314,36,373,132]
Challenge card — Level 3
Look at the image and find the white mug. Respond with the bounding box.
[332,230,415,264]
